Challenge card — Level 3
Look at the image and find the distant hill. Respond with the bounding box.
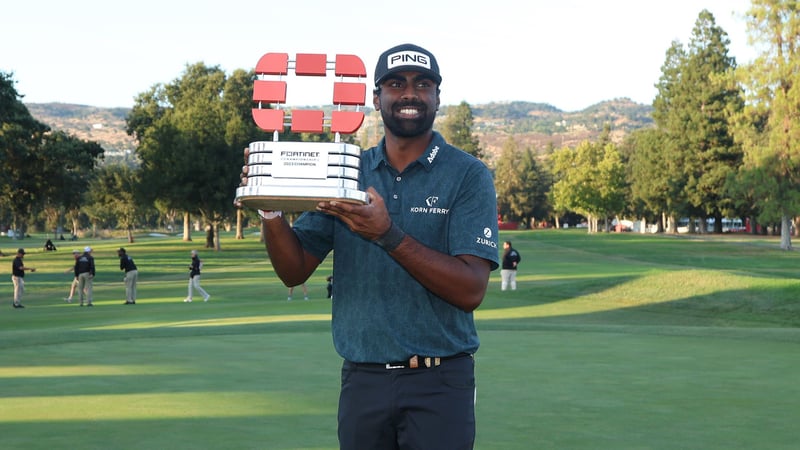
[25,103,136,160]
[462,98,654,161]
[25,99,654,164]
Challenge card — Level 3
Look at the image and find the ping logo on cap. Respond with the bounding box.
[387,51,431,70]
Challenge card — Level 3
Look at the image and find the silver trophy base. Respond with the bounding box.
[235,141,368,212]
[235,185,369,212]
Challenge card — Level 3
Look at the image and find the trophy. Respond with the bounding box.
[235,52,369,212]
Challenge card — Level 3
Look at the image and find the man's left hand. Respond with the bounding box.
[316,187,391,240]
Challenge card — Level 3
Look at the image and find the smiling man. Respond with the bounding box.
[260,43,499,450]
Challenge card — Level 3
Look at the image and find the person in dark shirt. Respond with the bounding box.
[184,250,210,302]
[63,249,82,303]
[11,248,35,308]
[76,246,96,306]
[118,248,138,305]
[258,44,499,449]
[501,241,522,291]
[326,275,333,299]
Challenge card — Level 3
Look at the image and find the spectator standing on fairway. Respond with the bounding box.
[184,250,210,302]
[11,248,35,308]
[326,275,333,299]
[501,241,521,291]
[64,249,81,303]
[287,283,308,301]
[257,43,499,449]
[76,246,95,307]
[118,248,138,305]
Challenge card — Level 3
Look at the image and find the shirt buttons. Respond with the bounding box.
[393,194,398,200]
[395,176,402,182]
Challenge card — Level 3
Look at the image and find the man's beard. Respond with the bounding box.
[380,102,436,138]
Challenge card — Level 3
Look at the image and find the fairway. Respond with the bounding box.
[1,230,799,449]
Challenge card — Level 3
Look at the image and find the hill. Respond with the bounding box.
[465,98,653,161]
[25,103,137,163]
[25,99,654,164]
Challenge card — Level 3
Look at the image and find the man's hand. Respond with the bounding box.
[316,187,391,240]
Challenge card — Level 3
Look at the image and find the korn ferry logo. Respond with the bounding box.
[410,195,448,215]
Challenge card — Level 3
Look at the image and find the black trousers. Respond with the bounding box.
[338,355,475,450]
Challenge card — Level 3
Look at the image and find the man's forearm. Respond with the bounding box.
[262,216,319,286]
[386,234,491,312]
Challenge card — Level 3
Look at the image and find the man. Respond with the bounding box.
[501,241,522,291]
[11,248,35,308]
[184,250,210,302]
[64,249,82,302]
[259,43,499,449]
[76,246,95,307]
[117,247,138,305]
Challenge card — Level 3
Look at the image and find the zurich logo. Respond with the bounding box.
[483,228,492,238]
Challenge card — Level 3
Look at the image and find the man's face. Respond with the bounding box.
[374,71,439,138]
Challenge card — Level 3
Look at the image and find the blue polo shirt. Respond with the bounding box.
[293,132,499,363]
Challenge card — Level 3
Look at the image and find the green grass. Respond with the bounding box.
[1,229,799,449]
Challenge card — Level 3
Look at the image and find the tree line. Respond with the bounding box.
[495,3,800,250]
[2,2,798,250]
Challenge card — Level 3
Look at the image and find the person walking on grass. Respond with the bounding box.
[184,250,210,302]
[11,248,35,308]
[118,248,138,305]
[76,246,95,307]
[256,43,499,449]
[64,249,81,303]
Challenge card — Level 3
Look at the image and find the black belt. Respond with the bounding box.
[352,353,472,370]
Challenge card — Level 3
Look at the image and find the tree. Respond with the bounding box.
[682,10,744,232]
[652,41,692,231]
[40,131,104,236]
[494,136,551,226]
[730,0,800,249]
[128,64,261,249]
[652,10,744,233]
[0,72,103,237]
[0,72,48,236]
[439,101,483,159]
[551,137,626,233]
[622,128,671,232]
[85,165,141,243]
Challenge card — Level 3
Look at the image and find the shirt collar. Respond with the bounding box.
[370,131,446,172]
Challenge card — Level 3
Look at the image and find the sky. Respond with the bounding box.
[1,0,755,112]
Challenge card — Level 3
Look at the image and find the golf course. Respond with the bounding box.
[1,228,798,449]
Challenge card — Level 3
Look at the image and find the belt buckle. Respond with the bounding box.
[384,355,442,370]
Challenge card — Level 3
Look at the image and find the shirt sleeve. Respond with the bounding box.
[448,159,500,270]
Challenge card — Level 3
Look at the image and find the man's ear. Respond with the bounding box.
[373,87,381,110]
